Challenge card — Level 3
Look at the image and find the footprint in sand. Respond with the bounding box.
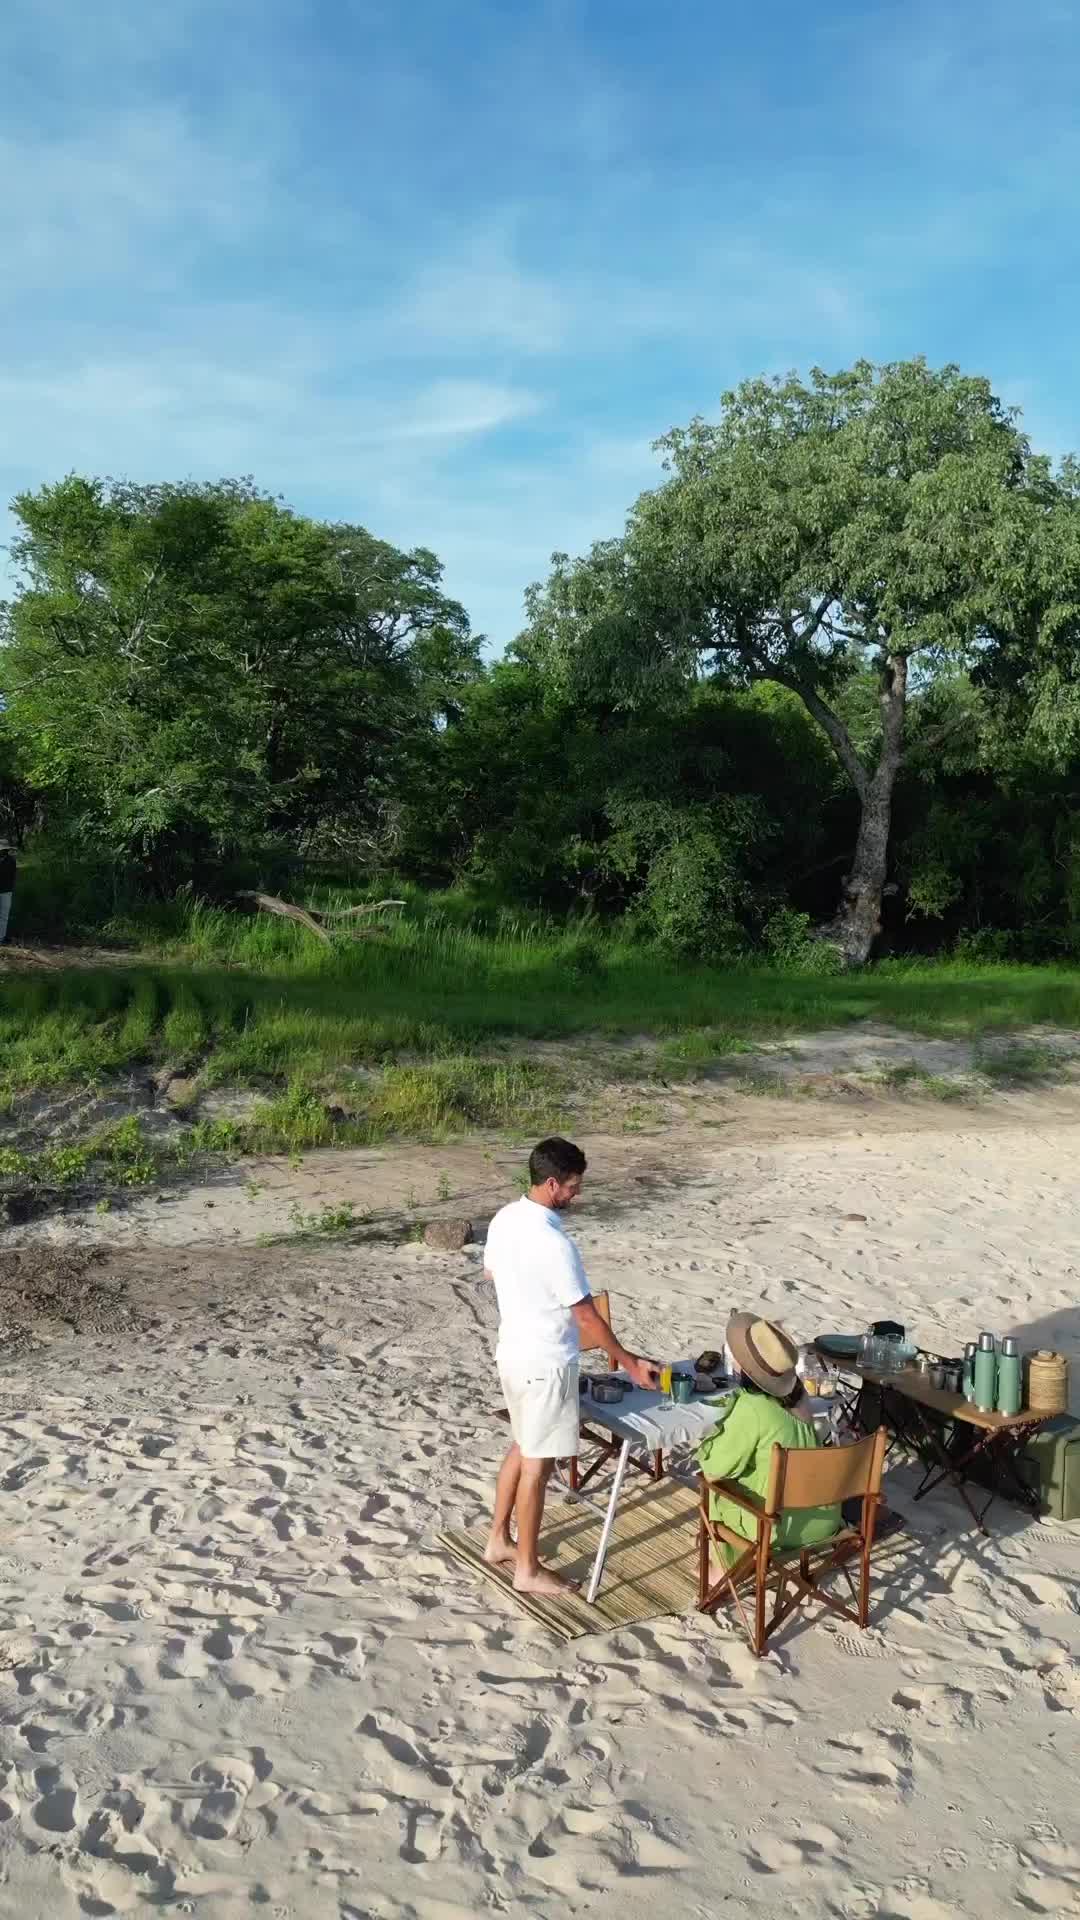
[1018,1834,1080,1881]
[810,1730,913,1800]
[1008,1570,1076,1612]
[81,1788,163,1877]
[827,1628,890,1660]
[747,1824,845,1875]
[1042,1662,1080,1713]
[28,1763,79,1835]
[1012,1838,1080,1920]
[861,1880,961,1920]
[187,1748,274,1841]
[890,1680,1006,1735]
[400,1805,445,1862]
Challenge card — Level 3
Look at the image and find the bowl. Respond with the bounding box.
[591,1379,625,1405]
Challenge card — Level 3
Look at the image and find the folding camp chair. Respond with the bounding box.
[698,1426,887,1656]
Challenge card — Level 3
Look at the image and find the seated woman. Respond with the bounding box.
[697,1313,841,1564]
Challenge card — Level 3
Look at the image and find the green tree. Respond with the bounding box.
[405,653,838,951]
[525,360,1077,966]
[0,723,35,845]
[0,477,478,884]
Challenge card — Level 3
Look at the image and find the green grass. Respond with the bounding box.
[871,1060,970,1100]
[4,892,1080,1158]
[0,1116,160,1190]
[655,1027,752,1078]
[974,1040,1072,1088]
[286,1200,368,1239]
[734,1069,790,1097]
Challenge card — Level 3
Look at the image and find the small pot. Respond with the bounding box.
[928,1364,947,1392]
[591,1379,625,1406]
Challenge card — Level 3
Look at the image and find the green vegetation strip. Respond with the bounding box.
[4,914,1080,1166]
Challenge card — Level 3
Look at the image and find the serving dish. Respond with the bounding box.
[591,1379,626,1405]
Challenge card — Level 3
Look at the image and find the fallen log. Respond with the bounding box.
[323,900,405,921]
[238,893,404,942]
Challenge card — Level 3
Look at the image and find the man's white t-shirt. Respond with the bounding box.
[485,1196,590,1374]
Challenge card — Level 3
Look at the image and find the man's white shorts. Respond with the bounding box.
[499,1361,579,1459]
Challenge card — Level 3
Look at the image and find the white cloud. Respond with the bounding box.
[0,350,543,488]
[398,242,568,354]
[0,105,273,292]
[392,379,542,440]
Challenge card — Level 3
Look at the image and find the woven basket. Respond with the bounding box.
[1026,1350,1069,1416]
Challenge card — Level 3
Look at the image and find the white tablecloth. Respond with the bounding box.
[583,1384,732,1451]
[581,1374,844,1453]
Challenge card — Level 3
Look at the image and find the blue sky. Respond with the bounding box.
[2,0,1079,649]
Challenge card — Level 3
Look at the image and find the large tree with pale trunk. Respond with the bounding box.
[524,359,1076,967]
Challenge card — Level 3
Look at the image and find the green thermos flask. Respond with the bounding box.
[974,1332,997,1413]
[996,1336,1022,1415]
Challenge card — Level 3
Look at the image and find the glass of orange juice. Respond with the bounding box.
[659,1363,673,1402]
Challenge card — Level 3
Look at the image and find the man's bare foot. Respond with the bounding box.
[512,1564,578,1596]
[483,1538,518,1568]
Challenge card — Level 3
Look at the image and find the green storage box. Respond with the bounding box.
[1021,1415,1080,1520]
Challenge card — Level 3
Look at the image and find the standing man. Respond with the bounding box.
[484,1136,658,1595]
[0,842,14,947]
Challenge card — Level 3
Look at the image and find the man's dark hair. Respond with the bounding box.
[529,1137,587,1185]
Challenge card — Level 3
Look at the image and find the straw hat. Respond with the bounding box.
[726,1312,799,1398]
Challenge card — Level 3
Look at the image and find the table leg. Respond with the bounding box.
[906,1409,1045,1534]
[980,1425,1044,1516]
[586,1438,632,1605]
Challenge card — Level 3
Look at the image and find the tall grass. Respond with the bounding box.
[4,889,1080,1149]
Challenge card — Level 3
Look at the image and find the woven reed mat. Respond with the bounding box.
[440,1478,703,1641]
[439,1479,912,1643]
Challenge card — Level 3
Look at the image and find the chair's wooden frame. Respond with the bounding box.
[698,1426,887,1656]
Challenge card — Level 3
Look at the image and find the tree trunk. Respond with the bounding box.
[815,653,908,970]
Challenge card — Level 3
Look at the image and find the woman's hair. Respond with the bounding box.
[737,1370,804,1412]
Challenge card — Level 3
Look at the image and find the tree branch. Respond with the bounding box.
[790,680,871,798]
[902,704,971,764]
[712,619,871,798]
[785,593,840,650]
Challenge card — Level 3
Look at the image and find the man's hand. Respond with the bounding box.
[570,1299,660,1390]
[624,1354,661,1391]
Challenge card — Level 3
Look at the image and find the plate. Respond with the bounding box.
[815,1334,861,1359]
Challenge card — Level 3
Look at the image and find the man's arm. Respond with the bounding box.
[572,1297,660,1391]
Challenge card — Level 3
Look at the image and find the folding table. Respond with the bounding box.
[818,1348,1050,1534]
[571,1375,844,1603]
[567,1378,728,1603]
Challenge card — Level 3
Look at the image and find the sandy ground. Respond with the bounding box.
[1,1099,1080,1917]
